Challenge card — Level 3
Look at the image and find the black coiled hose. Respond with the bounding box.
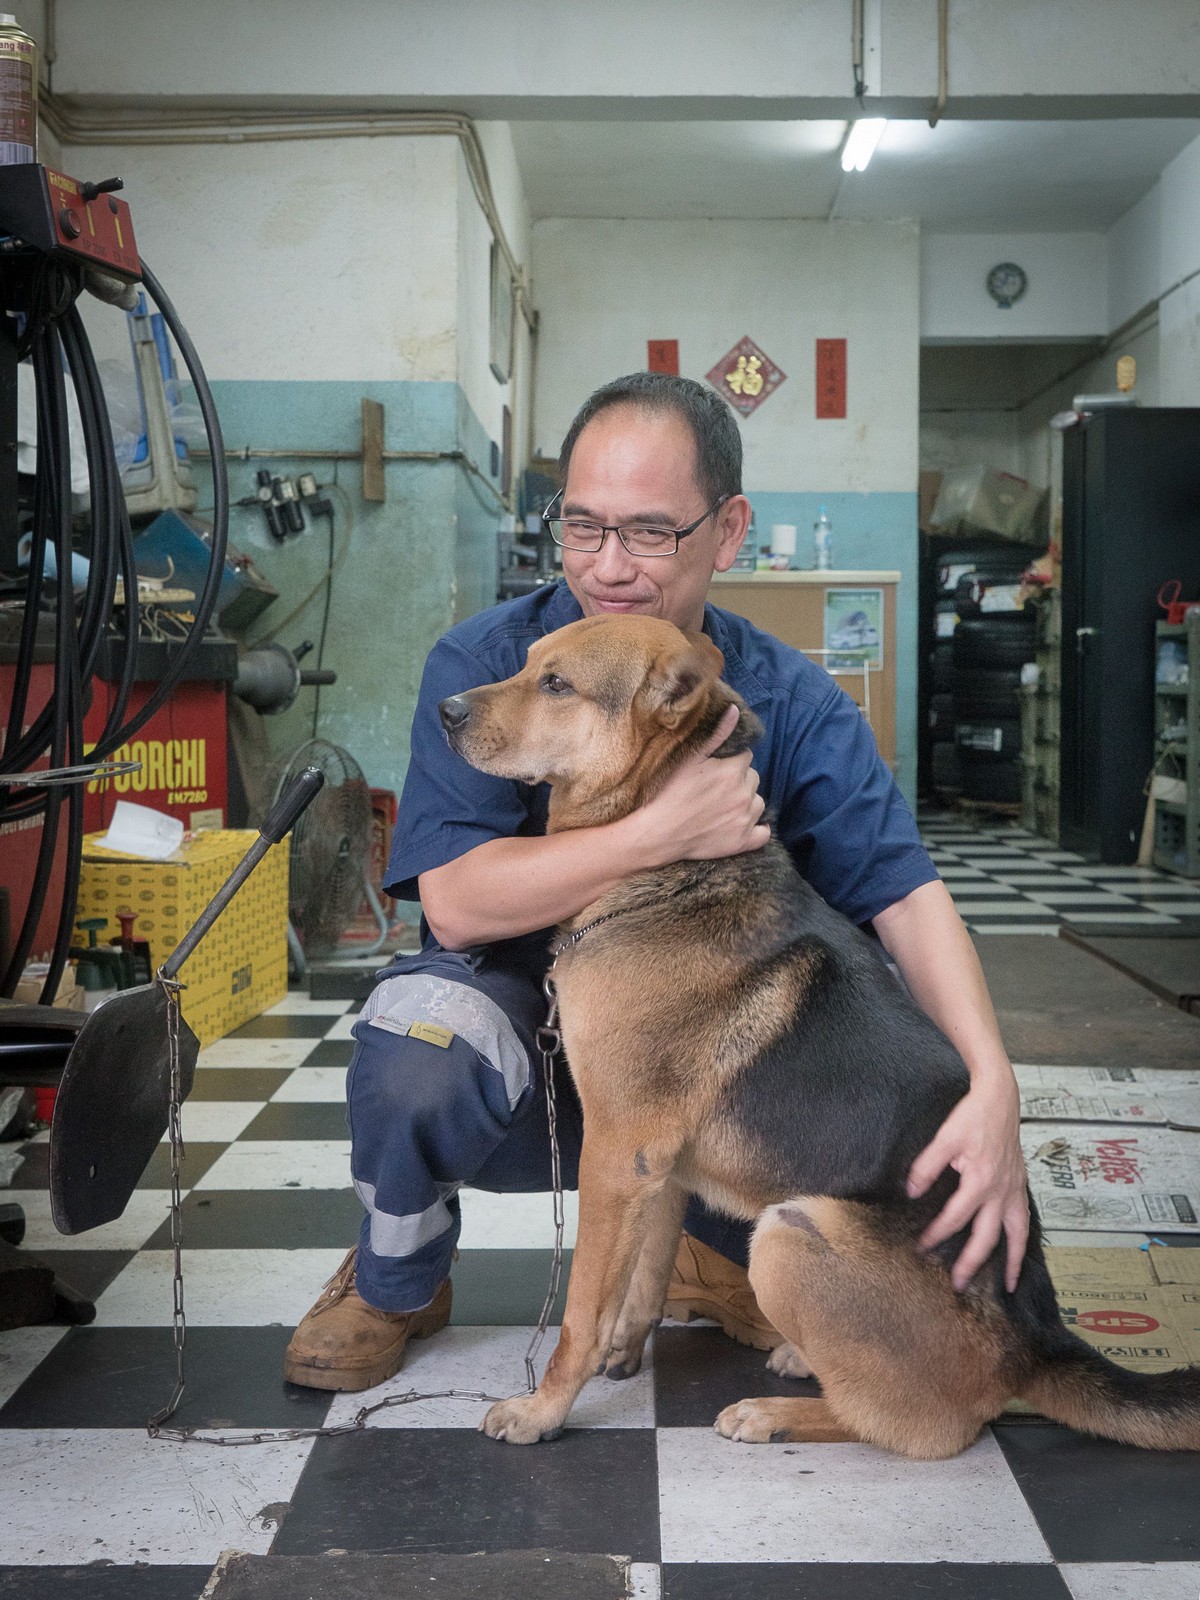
[0,257,228,1003]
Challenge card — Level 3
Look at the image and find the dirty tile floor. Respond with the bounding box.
[1,822,1199,1597]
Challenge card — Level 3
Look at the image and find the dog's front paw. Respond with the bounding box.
[715,1398,793,1444]
[767,1341,814,1379]
[479,1395,563,1445]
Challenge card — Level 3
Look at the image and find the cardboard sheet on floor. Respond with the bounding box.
[974,934,1200,1067]
[1014,1064,1200,1130]
[1041,1245,1200,1373]
[201,1549,633,1599]
[1023,1124,1200,1232]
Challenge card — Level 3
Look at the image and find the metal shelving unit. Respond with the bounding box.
[1152,612,1200,877]
[1021,587,1061,841]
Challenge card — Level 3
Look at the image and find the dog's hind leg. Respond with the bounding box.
[603,1178,687,1379]
[715,1197,1013,1460]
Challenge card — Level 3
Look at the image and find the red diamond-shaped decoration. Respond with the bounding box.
[705,335,786,417]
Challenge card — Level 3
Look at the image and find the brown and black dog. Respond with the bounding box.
[438,612,1200,1457]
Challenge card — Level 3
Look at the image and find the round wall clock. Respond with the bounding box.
[986,262,1028,309]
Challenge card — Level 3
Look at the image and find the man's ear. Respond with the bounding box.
[642,637,724,727]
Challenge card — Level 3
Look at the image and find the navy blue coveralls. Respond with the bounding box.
[348,580,938,1313]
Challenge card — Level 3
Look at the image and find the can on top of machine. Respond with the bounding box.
[0,13,37,166]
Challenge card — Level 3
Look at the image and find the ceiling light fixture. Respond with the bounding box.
[840,118,887,172]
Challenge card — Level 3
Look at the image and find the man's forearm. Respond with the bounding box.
[420,816,652,949]
[872,879,1015,1091]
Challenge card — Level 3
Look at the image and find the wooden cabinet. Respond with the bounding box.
[709,570,899,767]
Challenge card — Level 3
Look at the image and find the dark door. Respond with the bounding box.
[1060,409,1200,862]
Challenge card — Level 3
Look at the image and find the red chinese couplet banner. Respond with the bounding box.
[647,339,679,375]
[816,338,847,419]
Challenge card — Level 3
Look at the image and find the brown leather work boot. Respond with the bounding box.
[662,1232,781,1350]
[284,1248,452,1392]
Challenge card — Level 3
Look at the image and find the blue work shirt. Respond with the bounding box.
[386,580,937,963]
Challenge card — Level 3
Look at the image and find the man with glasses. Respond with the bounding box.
[285,373,1028,1394]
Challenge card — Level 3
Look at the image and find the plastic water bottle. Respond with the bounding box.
[813,507,833,570]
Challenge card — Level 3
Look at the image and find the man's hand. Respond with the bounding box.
[627,703,770,866]
[906,1071,1029,1294]
[873,878,1030,1295]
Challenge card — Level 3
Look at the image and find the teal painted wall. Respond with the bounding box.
[743,491,919,808]
[205,379,503,804]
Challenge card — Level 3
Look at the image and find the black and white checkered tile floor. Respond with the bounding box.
[1,828,1199,1597]
[923,818,1200,933]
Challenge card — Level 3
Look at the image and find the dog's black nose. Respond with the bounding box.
[439,695,470,733]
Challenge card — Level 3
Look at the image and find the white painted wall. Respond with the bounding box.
[533,218,919,493]
[66,136,461,383]
[921,232,1107,343]
[1107,184,1161,330]
[1157,132,1200,405]
[919,412,1024,479]
[1159,132,1200,295]
[1014,316,1160,491]
[456,122,533,460]
[1159,278,1200,406]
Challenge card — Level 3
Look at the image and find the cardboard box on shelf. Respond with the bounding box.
[929,465,1046,545]
[76,829,289,1048]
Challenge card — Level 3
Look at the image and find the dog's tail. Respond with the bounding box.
[1019,1331,1200,1450]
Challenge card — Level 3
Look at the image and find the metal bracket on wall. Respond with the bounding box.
[361,398,386,502]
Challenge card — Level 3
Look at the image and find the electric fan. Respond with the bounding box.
[271,739,388,969]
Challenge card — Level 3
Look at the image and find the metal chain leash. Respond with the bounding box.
[145,967,570,1445]
[524,971,566,1391]
[147,970,187,1437]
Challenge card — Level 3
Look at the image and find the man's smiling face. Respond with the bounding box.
[559,404,750,635]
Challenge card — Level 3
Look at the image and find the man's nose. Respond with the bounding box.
[439,695,471,732]
[592,529,638,579]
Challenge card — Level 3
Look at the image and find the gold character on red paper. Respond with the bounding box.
[725,354,764,397]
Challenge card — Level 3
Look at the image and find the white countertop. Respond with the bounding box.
[712,569,901,584]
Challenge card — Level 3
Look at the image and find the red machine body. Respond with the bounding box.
[1,664,229,963]
[0,164,141,281]
[82,679,228,833]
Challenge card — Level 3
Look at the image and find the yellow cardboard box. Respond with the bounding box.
[77,830,289,1047]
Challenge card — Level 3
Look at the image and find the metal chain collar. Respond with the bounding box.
[145,968,569,1446]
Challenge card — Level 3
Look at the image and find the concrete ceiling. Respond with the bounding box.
[509,118,1200,228]
[919,343,1106,411]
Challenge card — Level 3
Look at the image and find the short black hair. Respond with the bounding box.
[558,372,742,506]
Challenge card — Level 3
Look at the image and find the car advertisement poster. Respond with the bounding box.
[823,587,883,672]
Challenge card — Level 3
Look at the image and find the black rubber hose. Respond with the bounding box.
[61,309,116,685]
[63,304,139,745]
[0,303,124,779]
[1,326,76,996]
[88,258,228,754]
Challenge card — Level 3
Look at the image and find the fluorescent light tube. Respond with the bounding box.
[840,118,887,172]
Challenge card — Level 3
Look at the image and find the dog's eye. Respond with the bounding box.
[540,673,574,696]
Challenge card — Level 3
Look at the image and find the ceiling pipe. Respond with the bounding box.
[929,0,948,127]
[851,0,867,103]
[36,95,537,334]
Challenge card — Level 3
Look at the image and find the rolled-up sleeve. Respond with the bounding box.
[772,680,939,926]
[384,636,542,902]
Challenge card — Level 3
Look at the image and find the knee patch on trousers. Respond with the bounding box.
[360,973,531,1110]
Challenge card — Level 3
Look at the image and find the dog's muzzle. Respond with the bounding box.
[438,695,471,736]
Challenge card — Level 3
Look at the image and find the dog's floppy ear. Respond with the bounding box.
[641,633,724,727]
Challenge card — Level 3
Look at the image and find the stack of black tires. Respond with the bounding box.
[928,547,1036,806]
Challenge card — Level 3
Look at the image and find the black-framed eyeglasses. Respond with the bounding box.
[542,490,729,558]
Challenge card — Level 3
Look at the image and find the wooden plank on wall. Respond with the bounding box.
[361,398,386,502]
